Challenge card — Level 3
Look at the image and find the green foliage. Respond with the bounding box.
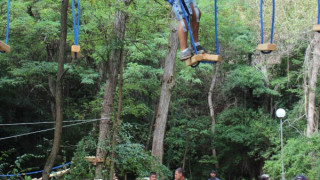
[223,65,279,97]
[264,135,320,180]
[215,108,279,179]
[0,0,319,179]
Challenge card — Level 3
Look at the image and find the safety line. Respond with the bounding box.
[0,118,105,141]
[0,162,71,177]
[0,118,107,126]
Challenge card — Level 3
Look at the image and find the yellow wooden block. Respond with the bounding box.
[71,45,80,59]
[313,25,320,32]
[257,43,277,51]
[185,53,221,66]
[0,41,10,53]
[85,156,104,166]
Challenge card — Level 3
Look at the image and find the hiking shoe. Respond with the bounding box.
[180,48,192,61]
[192,45,209,54]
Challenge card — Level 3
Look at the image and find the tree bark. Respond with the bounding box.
[208,63,220,169]
[109,51,125,179]
[151,13,178,163]
[42,0,68,179]
[305,33,320,137]
[95,0,132,178]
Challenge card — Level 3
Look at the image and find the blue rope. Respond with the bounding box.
[214,0,219,55]
[316,0,320,33]
[270,0,275,44]
[0,162,72,177]
[260,0,264,44]
[260,0,275,44]
[72,0,80,45]
[5,0,10,44]
[0,0,10,54]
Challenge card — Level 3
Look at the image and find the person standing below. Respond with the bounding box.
[166,0,208,60]
[293,175,308,180]
[174,167,186,180]
[208,170,220,180]
[258,174,269,180]
[149,172,157,180]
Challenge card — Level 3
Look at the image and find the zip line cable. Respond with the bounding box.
[0,118,108,126]
[0,118,107,141]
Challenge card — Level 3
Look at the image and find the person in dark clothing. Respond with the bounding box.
[293,175,308,180]
[208,170,220,180]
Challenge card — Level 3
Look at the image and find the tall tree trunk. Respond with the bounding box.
[42,0,68,179]
[146,101,158,150]
[305,33,320,137]
[95,0,132,178]
[151,13,178,163]
[109,51,125,179]
[208,63,220,169]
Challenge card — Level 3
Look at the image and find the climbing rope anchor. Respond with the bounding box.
[257,0,276,54]
[71,0,80,59]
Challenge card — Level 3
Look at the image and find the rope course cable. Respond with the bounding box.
[72,0,80,59]
[259,0,275,54]
[0,118,107,141]
[0,162,72,177]
[0,118,108,126]
[0,0,10,53]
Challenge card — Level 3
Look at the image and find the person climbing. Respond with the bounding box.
[174,167,186,180]
[166,0,208,60]
[208,170,220,180]
[149,172,157,180]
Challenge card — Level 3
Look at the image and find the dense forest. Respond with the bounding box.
[1,0,320,179]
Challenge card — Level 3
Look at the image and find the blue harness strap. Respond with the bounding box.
[72,0,80,59]
[260,0,275,54]
[0,0,10,53]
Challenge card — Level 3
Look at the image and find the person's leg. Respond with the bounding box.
[190,3,201,43]
[178,19,188,51]
[189,1,208,53]
[172,0,192,60]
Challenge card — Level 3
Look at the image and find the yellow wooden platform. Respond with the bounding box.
[185,53,221,66]
[71,45,80,59]
[0,41,10,52]
[257,43,276,52]
[313,25,320,32]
